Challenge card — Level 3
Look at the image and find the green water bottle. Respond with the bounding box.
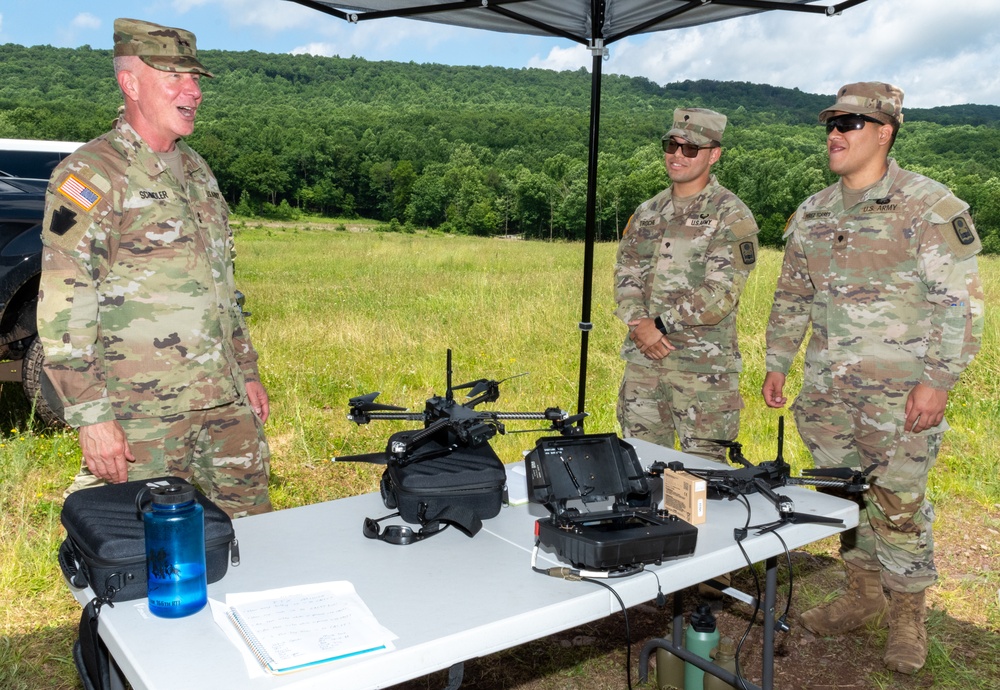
[655,623,686,689]
[684,604,720,690]
[703,636,738,690]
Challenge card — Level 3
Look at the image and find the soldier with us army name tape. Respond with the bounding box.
[615,107,760,462]
[763,82,984,674]
[37,18,272,518]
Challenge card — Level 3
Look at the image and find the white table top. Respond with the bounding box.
[66,439,858,690]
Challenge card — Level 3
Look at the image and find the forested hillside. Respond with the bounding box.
[3,43,1000,249]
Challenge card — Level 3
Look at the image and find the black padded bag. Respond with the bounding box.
[59,476,238,603]
[379,429,507,537]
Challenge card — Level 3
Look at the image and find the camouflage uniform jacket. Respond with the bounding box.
[38,119,258,428]
[615,175,760,373]
[766,158,984,391]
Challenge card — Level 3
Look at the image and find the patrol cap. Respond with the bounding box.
[663,108,727,147]
[819,82,904,125]
[113,18,213,78]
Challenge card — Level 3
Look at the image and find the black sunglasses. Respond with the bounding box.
[362,512,448,545]
[661,139,716,158]
[825,113,885,134]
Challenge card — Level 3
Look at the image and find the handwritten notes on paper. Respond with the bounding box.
[213,582,396,675]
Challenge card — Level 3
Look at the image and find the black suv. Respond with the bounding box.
[0,176,62,425]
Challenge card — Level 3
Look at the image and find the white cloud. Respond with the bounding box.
[172,0,318,32]
[71,13,101,30]
[527,44,589,72]
[528,0,1000,107]
[291,42,338,57]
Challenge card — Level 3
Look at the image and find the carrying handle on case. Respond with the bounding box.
[58,539,89,589]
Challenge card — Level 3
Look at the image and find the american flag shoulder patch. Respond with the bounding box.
[57,174,102,211]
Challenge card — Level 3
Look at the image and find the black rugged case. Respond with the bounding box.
[59,476,237,602]
[525,433,697,570]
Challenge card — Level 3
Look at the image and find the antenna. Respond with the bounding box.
[776,416,784,464]
[446,349,453,402]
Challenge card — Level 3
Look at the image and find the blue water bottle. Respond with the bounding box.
[143,484,207,618]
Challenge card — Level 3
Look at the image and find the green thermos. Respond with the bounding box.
[684,604,720,690]
[703,636,738,690]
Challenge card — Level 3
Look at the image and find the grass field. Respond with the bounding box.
[1,224,997,688]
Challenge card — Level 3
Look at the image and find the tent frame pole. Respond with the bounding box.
[575,0,607,426]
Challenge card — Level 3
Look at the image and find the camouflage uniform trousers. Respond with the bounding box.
[65,400,272,519]
[617,362,743,463]
[792,386,940,594]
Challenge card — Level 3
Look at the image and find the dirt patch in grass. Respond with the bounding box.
[389,499,999,690]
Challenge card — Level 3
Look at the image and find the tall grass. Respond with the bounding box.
[1,226,996,688]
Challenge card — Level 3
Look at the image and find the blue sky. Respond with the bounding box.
[2,0,999,108]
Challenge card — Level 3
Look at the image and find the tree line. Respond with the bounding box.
[2,43,999,250]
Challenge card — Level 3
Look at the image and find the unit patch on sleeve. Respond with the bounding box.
[57,174,102,211]
[953,216,976,246]
[50,206,79,237]
[739,240,757,266]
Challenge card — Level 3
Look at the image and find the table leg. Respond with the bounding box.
[442,661,464,690]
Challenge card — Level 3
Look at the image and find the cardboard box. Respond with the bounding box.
[662,470,707,525]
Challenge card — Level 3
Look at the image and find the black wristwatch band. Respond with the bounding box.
[653,316,668,335]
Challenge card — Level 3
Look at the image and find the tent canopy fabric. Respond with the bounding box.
[290,1,869,44]
[285,0,871,421]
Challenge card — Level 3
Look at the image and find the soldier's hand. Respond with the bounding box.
[78,420,134,484]
[762,371,788,408]
[627,318,675,360]
[904,383,947,434]
[246,380,270,423]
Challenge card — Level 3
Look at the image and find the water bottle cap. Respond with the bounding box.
[690,602,717,632]
[150,483,197,505]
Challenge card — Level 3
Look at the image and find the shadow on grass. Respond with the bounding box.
[0,623,80,690]
[0,381,60,436]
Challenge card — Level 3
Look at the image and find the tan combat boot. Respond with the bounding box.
[884,590,928,674]
[799,562,888,635]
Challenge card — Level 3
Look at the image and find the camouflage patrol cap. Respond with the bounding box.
[113,18,213,78]
[663,108,727,147]
[819,82,904,125]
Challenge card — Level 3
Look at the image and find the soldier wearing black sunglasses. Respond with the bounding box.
[615,107,759,465]
[763,82,983,676]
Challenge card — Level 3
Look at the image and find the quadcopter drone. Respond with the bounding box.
[337,349,585,465]
[648,417,875,536]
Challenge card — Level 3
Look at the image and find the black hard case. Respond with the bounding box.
[525,433,697,570]
[380,429,507,536]
[59,476,238,602]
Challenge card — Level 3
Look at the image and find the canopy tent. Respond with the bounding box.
[286,0,870,423]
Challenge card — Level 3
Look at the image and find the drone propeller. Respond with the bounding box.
[348,392,407,413]
[754,511,844,536]
[453,371,529,398]
[802,463,878,480]
[690,436,752,467]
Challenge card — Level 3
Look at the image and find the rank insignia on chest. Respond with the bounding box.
[57,174,102,211]
[953,217,976,245]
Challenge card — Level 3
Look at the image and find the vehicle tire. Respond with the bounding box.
[21,336,66,427]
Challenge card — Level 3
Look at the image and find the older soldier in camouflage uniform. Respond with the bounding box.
[763,83,983,674]
[38,18,271,518]
[615,108,759,461]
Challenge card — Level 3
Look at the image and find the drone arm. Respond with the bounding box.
[349,411,426,425]
[752,477,795,517]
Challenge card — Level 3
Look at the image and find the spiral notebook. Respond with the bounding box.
[218,582,395,675]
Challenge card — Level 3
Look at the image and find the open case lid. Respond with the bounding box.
[524,433,652,515]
